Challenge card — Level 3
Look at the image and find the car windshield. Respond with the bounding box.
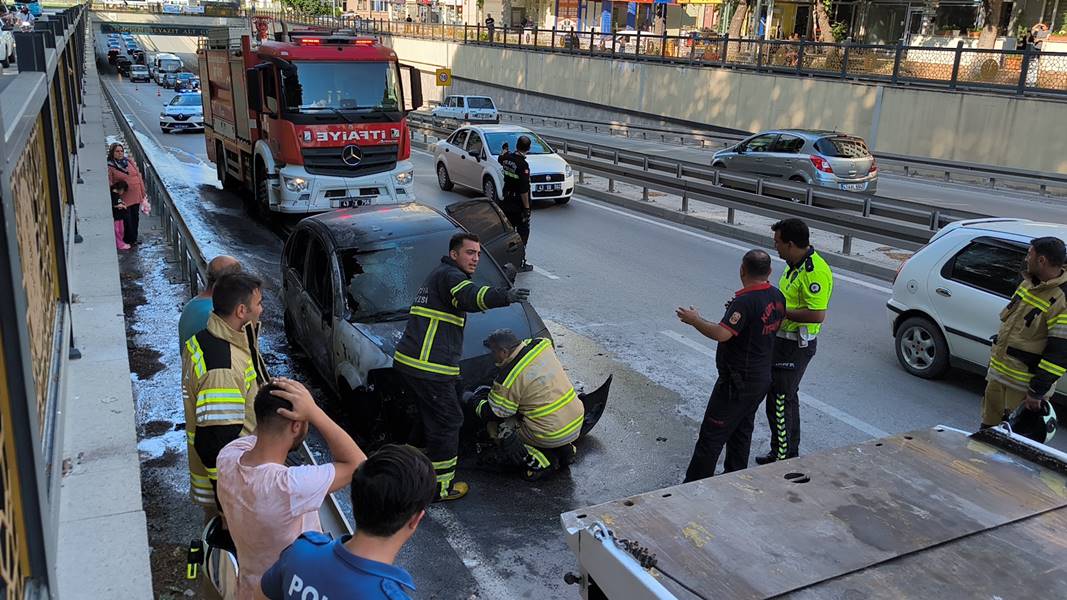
[282,61,400,112]
[483,132,553,156]
[131,66,148,72]
[170,95,201,107]
[815,136,871,158]
[157,58,181,72]
[467,97,494,109]
[176,73,193,80]
[340,231,508,322]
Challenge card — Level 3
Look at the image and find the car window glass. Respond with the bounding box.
[815,137,871,158]
[944,240,1024,298]
[286,230,310,279]
[451,129,469,149]
[448,202,507,242]
[744,134,778,153]
[304,236,333,316]
[466,132,484,156]
[456,97,465,108]
[773,135,805,154]
[467,97,494,108]
[262,66,279,114]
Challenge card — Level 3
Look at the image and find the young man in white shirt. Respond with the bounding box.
[216,377,366,600]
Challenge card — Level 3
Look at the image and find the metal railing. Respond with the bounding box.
[99,77,354,540]
[409,114,975,254]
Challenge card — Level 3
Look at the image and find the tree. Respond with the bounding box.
[978,0,1004,49]
[283,0,333,16]
[813,0,835,43]
[726,0,751,56]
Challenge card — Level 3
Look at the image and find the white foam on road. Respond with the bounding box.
[426,506,519,600]
[659,329,890,439]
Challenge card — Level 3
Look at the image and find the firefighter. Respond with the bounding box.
[498,137,534,272]
[472,329,585,481]
[756,219,834,464]
[982,236,1067,428]
[181,272,269,510]
[393,232,530,501]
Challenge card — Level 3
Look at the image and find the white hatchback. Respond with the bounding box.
[431,95,499,123]
[886,218,1067,398]
[433,125,574,205]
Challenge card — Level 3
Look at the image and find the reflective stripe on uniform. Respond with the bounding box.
[1050,314,1067,338]
[1039,359,1067,378]
[393,351,461,376]
[1015,288,1051,312]
[204,466,218,481]
[526,388,576,419]
[185,338,206,378]
[431,456,458,471]
[451,280,473,296]
[410,305,465,326]
[502,339,552,388]
[489,389,518,412]
[186,430,195,445]
[244,360,257,390]
[524,445,551,468]
[420,319,439,362]
[535,413,584,442]
[989,357,1033,383]
[476,286,490,312]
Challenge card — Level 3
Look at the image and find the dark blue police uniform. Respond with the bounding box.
[261,532,415,600]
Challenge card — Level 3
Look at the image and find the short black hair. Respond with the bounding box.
[253,383,293,430]
[483,329,520,351]
[516,135,532,152]
[350,445,436,537]
[110,180,128,193]
[212,272,262,317]
[742,249,772,278]
[449,232,480,252]
[1032,236,1066,267]
[772,218,810,248]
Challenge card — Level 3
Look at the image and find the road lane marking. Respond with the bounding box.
[660,330,890,439]
[532,265,559,279]
[574,198,893,295]
[427,506,519,600]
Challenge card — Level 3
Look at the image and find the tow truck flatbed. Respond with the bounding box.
[561,426,1067,599]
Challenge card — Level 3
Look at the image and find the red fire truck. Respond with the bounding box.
[198,28,422,215]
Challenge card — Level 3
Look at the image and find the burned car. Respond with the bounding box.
[282,203,547,436]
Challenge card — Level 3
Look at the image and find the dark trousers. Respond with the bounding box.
[684,373,770,482]
[764,337,817,460]
[502,200,530,248]
[122,204,140,244]
[403,375,463,498]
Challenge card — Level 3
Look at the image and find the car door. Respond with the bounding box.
[446,199,525,268]
[460,130,488,188]
[739,133,780,177]
[455,96,466,119]
[282,229,312,351]
[927,236,1025,367]
[301,233,339,379]
[444,129,473,187]
[769,133,805,178]
[438,95,454,118]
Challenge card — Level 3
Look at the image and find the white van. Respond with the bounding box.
[431,95,499,123]
[151,52,183,85]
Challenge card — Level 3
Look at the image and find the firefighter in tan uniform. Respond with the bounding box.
[983,237,1067,428]
[181,273,269,508]
[473,330,585,481]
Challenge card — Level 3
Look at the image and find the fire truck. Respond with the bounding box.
[198,28,422,215]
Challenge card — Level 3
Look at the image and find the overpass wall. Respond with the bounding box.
[385,36,1067,174]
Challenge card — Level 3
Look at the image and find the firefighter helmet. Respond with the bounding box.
[1006,399,1057,444]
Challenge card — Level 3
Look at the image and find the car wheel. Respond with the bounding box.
[436,162,454,191]
[483,177,499,203]
[1,56,8,68]
[554,195,571,205]
[895,316,950,379]
[216,142,241,191]
[712,161,726,169]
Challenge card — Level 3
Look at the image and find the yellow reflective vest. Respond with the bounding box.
[987,270,1067,398]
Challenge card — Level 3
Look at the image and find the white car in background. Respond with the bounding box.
[433,125,574,205]
[431,95,499,123]
[886,218,1067,398]
[0,22,14,68]
[160,91,204,133]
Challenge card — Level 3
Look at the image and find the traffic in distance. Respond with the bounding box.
[102,22,1067,600]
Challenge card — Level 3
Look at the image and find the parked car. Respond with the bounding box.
[281,203,547,434]
[713,129,879,194]
[172,72,199,92]
[0,22,14,68]
[128,64,151,83]
[886,218,1067,398]
[434,125,574,205]
[431,95,499,123]
[115,54,133,76]
[159,92,204,133]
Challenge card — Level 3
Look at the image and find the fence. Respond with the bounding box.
[0,4,88,598]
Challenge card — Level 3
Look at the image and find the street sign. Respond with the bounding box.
[435,67,452,87]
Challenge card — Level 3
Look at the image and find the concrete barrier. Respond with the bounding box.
[384,36,1067,174]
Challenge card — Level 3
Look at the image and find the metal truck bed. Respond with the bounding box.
[560,426,1067,599]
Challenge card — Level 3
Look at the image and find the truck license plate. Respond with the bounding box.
[332,197,372,208]
[840,183,866,192]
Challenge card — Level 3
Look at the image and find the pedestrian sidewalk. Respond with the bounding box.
[53,53,153,598]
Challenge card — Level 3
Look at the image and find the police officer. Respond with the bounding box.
[677,250,785,481]
[393,232,530,501]
[756,219,834,464]
[982,236,1067,428]
[498,137,534,272]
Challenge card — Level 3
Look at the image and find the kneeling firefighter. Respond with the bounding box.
[472,330,585,481]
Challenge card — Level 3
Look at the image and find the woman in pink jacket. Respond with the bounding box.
[107,143,150,246]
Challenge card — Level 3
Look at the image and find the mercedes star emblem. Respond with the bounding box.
[341,145,363,167]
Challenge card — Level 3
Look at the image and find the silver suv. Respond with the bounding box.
[713,129,878,194]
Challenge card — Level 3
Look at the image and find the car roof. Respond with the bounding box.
[461,124,532,134]
[952,218,1067,242]
[302,203,457,250]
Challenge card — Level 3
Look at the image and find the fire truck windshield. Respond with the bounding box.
[282,61,400,113]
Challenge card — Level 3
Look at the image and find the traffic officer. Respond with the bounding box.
[472,329,585,481]
[181,272,269,509]
[677,250,785,481]
[393,232,530,501]
[756,219,834,465]
[982,236,1067,428]
[498,137,534,272]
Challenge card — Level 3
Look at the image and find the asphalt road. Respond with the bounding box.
[105,70,1067,599]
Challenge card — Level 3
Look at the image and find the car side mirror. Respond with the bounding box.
[503,263,517,283]
[472,151,481,162]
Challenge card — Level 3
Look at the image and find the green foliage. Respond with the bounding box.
[283,0,335,16]
[830,21,848,42]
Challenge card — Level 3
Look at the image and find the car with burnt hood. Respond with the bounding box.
[281,203,547,438]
